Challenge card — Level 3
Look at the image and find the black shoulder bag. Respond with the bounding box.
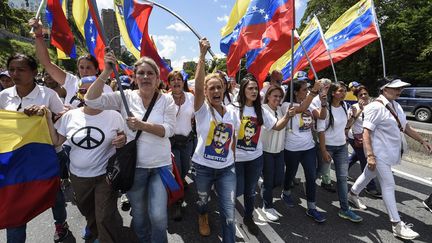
[106,92,159,193]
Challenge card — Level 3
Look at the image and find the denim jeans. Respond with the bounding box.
[192,162,236,243]
[127,167,168,243]
[284,148,317,204]
[235,156,264,218]
[172,140,193,180]
[318,144,350,211]
[316,144,331,184]
[348,138,377,191]
[262,151,284,208]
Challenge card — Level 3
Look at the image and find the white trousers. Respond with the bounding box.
[351,161,401,222]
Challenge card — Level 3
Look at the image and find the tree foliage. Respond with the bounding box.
[301,0,432,93]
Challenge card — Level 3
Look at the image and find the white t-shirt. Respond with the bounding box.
[64,73,113,107]
[192,102,240,169]
[233,105,277,162]
[317,102,348,146]
[282,102,315,151]
[363,95,407,165]
[261,104,285,153]
[85,90,176,168]
[0,84,64,114]
[347,103,364,139]
[310,95,322,111]
[55,109,125,177]
[172,92,194,136]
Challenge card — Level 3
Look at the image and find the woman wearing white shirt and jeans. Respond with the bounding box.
[317,81,362,223]
[349,78,432,240]
[192,39,239,242]
[85,53,176,243]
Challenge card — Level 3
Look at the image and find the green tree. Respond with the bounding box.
[301,0,432,93]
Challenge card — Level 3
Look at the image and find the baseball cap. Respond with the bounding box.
[119,75,131,87]
[0,71,10,78]
[380,78,411,90]
[293,71,308,81]
[348,81,360,89]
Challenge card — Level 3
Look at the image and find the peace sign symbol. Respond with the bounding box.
[71,126,105,150]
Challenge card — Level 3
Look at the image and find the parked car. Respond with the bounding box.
[397,87,432,122]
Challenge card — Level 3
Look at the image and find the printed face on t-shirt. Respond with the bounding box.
[237,116,260,151]
[204,122,233,162]
[299,111,313,132]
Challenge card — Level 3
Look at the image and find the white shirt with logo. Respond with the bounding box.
[55,109,125,177]
[192,102,240,169]
[233,105,277,162]
[282,102,315,151]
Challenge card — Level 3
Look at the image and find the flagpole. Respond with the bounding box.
[315,15,337,82]
[296,31,319,80]
[289,0,296,132]
[88,0,132,117]
[142,0,216,59]
[371,0,386,78]
[30,0,47,33]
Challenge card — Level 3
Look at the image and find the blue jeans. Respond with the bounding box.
[172,140,193,180]
[262,151,284,208]
[127,167,168,243]
[235,156,264,218]
[284,148,317,204]
[318,144,350,211]
[193,162,236,243]
[348,138,377,191]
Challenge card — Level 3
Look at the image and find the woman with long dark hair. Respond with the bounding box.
[317,81,362,223]
[233,74,291,235]
[280,79,326,223]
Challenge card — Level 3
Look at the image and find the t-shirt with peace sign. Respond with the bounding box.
[55,108,125,177]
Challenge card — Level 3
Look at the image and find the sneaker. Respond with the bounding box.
[306,209,326,223]
[348,192,367,210]
[243,217,259,236]
[321,182,336,193]
[54,222,70,242]
[198,214,211,236]
[392,221,419,240]
[262,207,279,221]
[338,209,363,223]
[81,226,92,240]
[365,189,382,198]
[281,193,295,208]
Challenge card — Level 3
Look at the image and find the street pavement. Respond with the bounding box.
[407,117,432,133]
[1,158,431,243]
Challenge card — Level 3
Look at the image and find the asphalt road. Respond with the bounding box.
[407,117,432,133]
[1,158,431,243]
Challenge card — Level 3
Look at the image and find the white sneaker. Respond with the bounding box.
[262,207,279,221]
[348,192,367,210]
[392,221,419,240]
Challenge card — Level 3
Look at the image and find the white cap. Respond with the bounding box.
[380,79,411,90]
[0,71,10,78]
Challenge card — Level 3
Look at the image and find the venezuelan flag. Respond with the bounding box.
[72,0,106,70]
[220,0,295,81]
[45,0,77,59]
[118,60,134,76]
[0,111,60,229]
[310,0,379,77]
[115,0,172,82]
[271,16,327,81]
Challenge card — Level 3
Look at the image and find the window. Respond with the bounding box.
[415,89,432,98]
[399,89,412,98]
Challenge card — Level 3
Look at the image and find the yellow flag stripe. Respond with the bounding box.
[0,110,53,153]
[220,0,251,38]
[114,2,141,59]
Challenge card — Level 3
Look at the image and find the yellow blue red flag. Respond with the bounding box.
[0,111,60,229]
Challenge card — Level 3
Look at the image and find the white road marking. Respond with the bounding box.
[392,168,432,186]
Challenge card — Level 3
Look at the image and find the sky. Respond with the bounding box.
[97,0,308,69]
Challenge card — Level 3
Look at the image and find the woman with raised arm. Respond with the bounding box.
[191,39,239,242]
[280,79,327,223]
[85,51,176,243]
[29,18,112,108]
